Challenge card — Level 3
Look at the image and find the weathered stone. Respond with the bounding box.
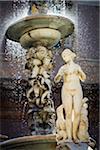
[0,135,56,150]
[6,15,74,49]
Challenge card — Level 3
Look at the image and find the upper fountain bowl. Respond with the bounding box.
[6,15,74,49]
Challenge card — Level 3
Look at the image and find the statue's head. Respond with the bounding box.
[61,49,76,62]
[36,46,47,60]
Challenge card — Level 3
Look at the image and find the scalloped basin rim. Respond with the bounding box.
[6,14,74,44]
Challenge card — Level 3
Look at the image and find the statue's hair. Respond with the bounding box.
[62,49,76,60]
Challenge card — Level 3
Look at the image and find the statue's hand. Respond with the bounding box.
[54,75,61,83]
[79,73,86,82]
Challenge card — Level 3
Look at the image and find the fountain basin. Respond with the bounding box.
[6,15,74,48]
[20,28,61,48]
[0,135,56,150]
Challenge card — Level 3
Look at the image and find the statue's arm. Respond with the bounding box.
[54,66,64,83]
[78,65,86,82]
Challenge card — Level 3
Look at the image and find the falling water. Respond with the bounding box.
[4,0,78,104]
[5,0,78,79]
[5,0,30,79]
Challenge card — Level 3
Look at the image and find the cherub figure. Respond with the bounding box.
[26,47,36,60]
[56,105,67,141]
[54,49,86,142]
[26,46,53,78]
[78,97,89,142]
[35,46,53,78]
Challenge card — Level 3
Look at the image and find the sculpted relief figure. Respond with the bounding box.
[26,46,53,79]
[25,46,55,134]
[78,97,89,142]
[54,49,87,142]
[26,46,53,107]
[34,46,53,79]
[56,105,67,141]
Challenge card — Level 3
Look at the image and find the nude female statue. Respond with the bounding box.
[54,49,86,142]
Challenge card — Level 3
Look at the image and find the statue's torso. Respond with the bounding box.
[62,63,82,90]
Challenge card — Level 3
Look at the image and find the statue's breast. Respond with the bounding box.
[63,65,78,76]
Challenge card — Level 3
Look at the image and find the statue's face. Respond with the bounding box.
[37,46,47,59]
[62,49,76,62]
[62,53,71,62]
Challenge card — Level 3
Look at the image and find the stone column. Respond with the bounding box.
[25,45,55,135]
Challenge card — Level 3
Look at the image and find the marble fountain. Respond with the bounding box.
[0,3,96,149]
[0,1,98,150]
[0,15,74,150]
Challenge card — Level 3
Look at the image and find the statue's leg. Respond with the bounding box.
[73,91,82,142]
[62,90,72,140]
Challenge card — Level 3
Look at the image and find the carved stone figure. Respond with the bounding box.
[31,59,42,78]
[25,45,55,135]
[54,49,86,142]
[36,46,53,78]
[26,46,53,79]
[78,97,89,142]
[56,105,67,141]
